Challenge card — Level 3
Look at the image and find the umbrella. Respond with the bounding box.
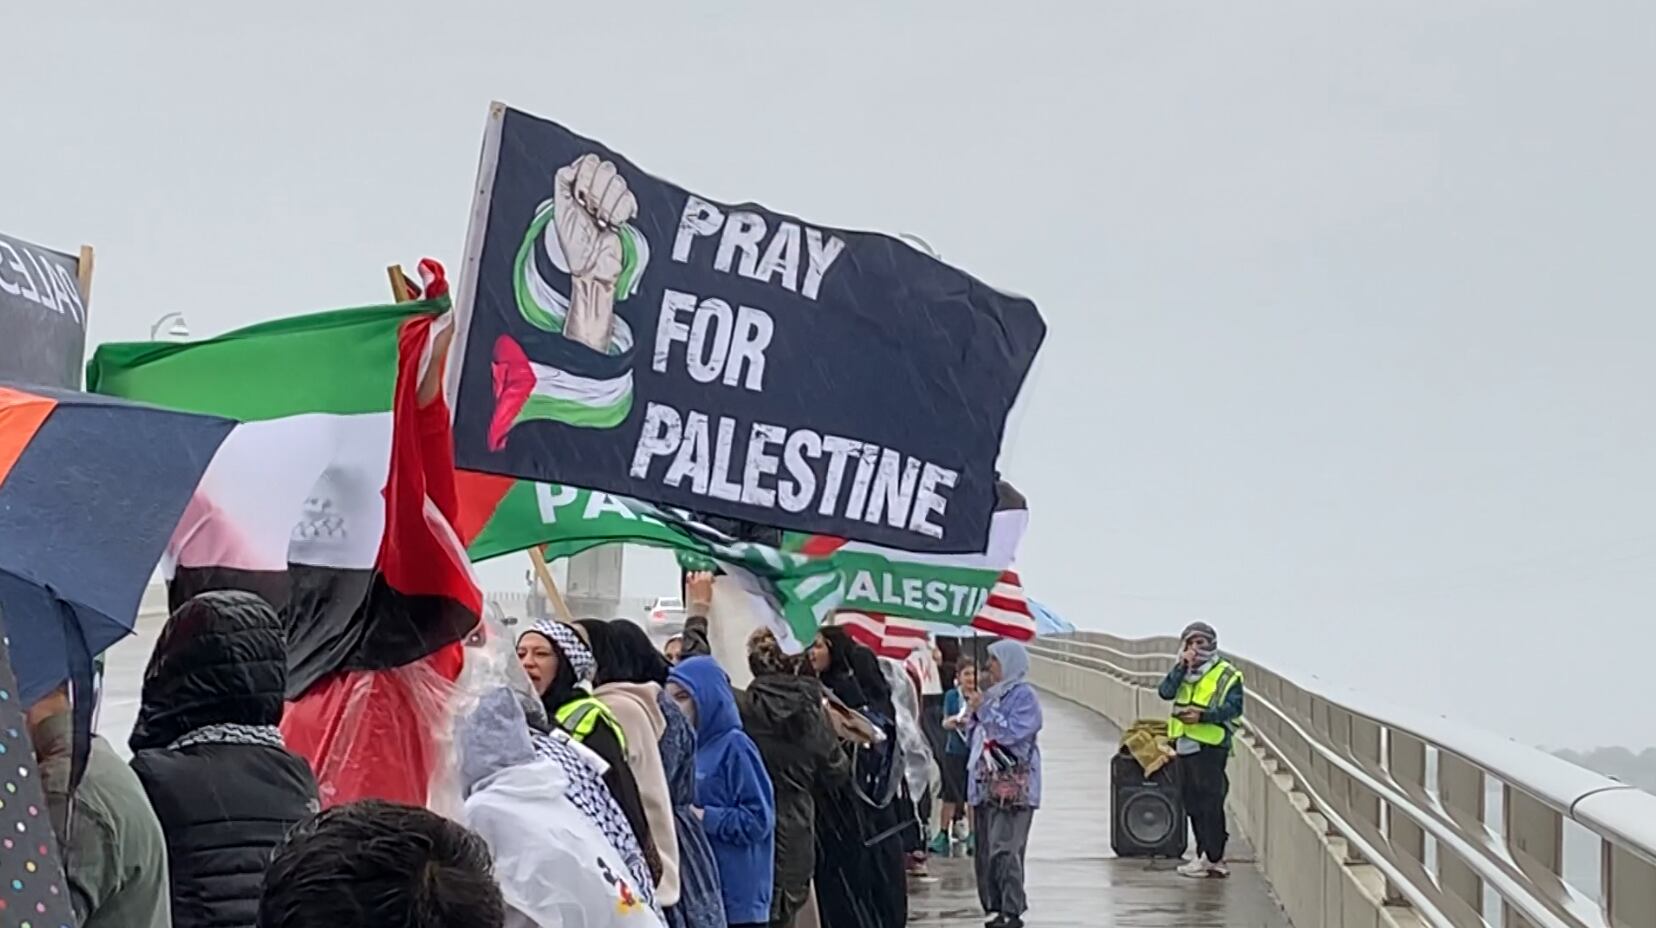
[0,383,232,706]
[1030,599,1075,636]
[0,609,78,928]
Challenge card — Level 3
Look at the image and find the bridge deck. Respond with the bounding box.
[910,695,1292,927]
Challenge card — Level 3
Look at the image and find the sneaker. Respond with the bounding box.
[929,831,952,856]
[1177,856,1212,878]
[1208,860,1230,878]
[1002,917,1024,928]
[984,916,1007,928]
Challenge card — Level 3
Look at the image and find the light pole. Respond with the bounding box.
[149,312,190,340]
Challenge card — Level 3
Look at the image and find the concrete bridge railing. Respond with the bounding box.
[1027,632,1656,928]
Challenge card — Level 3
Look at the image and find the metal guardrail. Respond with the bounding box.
[1027,632,1656,928]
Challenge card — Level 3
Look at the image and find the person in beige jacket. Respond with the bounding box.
[577,620,682,908]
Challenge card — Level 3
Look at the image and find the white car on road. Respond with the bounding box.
[647,595,686,629]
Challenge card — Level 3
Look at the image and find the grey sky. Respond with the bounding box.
[7,1,1652,748]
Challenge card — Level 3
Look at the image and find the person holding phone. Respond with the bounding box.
[1157,621,1245,879]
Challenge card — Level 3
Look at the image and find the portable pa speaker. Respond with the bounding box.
[1111,751,1188,858]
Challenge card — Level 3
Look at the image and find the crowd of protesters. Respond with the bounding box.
[19,571,1068,928]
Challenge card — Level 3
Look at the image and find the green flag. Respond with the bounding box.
[461,478,841,645]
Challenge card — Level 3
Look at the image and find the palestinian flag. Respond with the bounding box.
[458,476,841,647]
[790,482,1036,640]
[86,265,481,701]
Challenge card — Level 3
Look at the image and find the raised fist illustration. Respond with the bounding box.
[555,153,637,286]
[555,154,637,352]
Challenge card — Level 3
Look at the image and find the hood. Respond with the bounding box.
[466,757,572,804]
[740,675,823,740]
[595,680,668,739]
[129,590,287,752]
[669,656,742,743]
[458,687,538,794]
[987,638,1031,687]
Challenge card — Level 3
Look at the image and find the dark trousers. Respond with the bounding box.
[973,803,1034,916]
[1180,745,1230,861]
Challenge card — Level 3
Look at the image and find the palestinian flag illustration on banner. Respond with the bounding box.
[789,481,1037,640]
[490,187,651,447]
[86,263,481,699]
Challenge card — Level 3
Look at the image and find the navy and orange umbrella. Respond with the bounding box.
[0,383,232,707]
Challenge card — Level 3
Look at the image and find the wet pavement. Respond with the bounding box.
[908,696,1292,927]
[95,612,1291,926]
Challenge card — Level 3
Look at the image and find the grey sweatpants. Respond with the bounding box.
[973,804,1035,916]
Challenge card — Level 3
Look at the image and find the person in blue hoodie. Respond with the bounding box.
[667,656,776,928]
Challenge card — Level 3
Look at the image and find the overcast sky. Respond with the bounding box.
[7,1,1652,749]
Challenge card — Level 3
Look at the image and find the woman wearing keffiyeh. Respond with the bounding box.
[517,619,663,884]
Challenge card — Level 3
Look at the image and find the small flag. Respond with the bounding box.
[790,482,1036,640]
[833,611,931,659]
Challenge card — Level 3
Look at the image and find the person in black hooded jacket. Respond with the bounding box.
[737,628,847,928]
[129,590,320,928]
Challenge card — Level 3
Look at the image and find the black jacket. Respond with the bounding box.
[737,676,847,911]
[128,591,319,928]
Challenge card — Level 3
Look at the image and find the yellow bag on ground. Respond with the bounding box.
[1121,719,1174,776]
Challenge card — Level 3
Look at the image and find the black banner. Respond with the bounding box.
[0,230,88,388]
[452,105,1045,553]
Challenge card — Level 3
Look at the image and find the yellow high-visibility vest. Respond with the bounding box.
[1167,660,1241,747]
[555,695,627,751]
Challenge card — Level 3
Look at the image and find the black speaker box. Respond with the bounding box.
[1111,751,1188,858]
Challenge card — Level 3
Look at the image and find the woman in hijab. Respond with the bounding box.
[808,626,908,928]
[966,639,1044,928]
[739,628,846,928]
[667,656,775,928]
[518,619,662,884]
[579,619,727,928]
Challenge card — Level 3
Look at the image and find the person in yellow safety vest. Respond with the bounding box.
[518,619,663,885]
[1157,620,1244,880]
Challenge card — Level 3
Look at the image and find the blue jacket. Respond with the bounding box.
[669,657,775,925]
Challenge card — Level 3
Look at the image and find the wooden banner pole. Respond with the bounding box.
[76,245,96,307]
[384,263,572,623]
[528,547,575,622]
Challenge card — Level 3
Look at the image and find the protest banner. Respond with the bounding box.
[450,103,1046,554]
[788,481,1036,638]
[0,230,91,388]
[457,474,842,647]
